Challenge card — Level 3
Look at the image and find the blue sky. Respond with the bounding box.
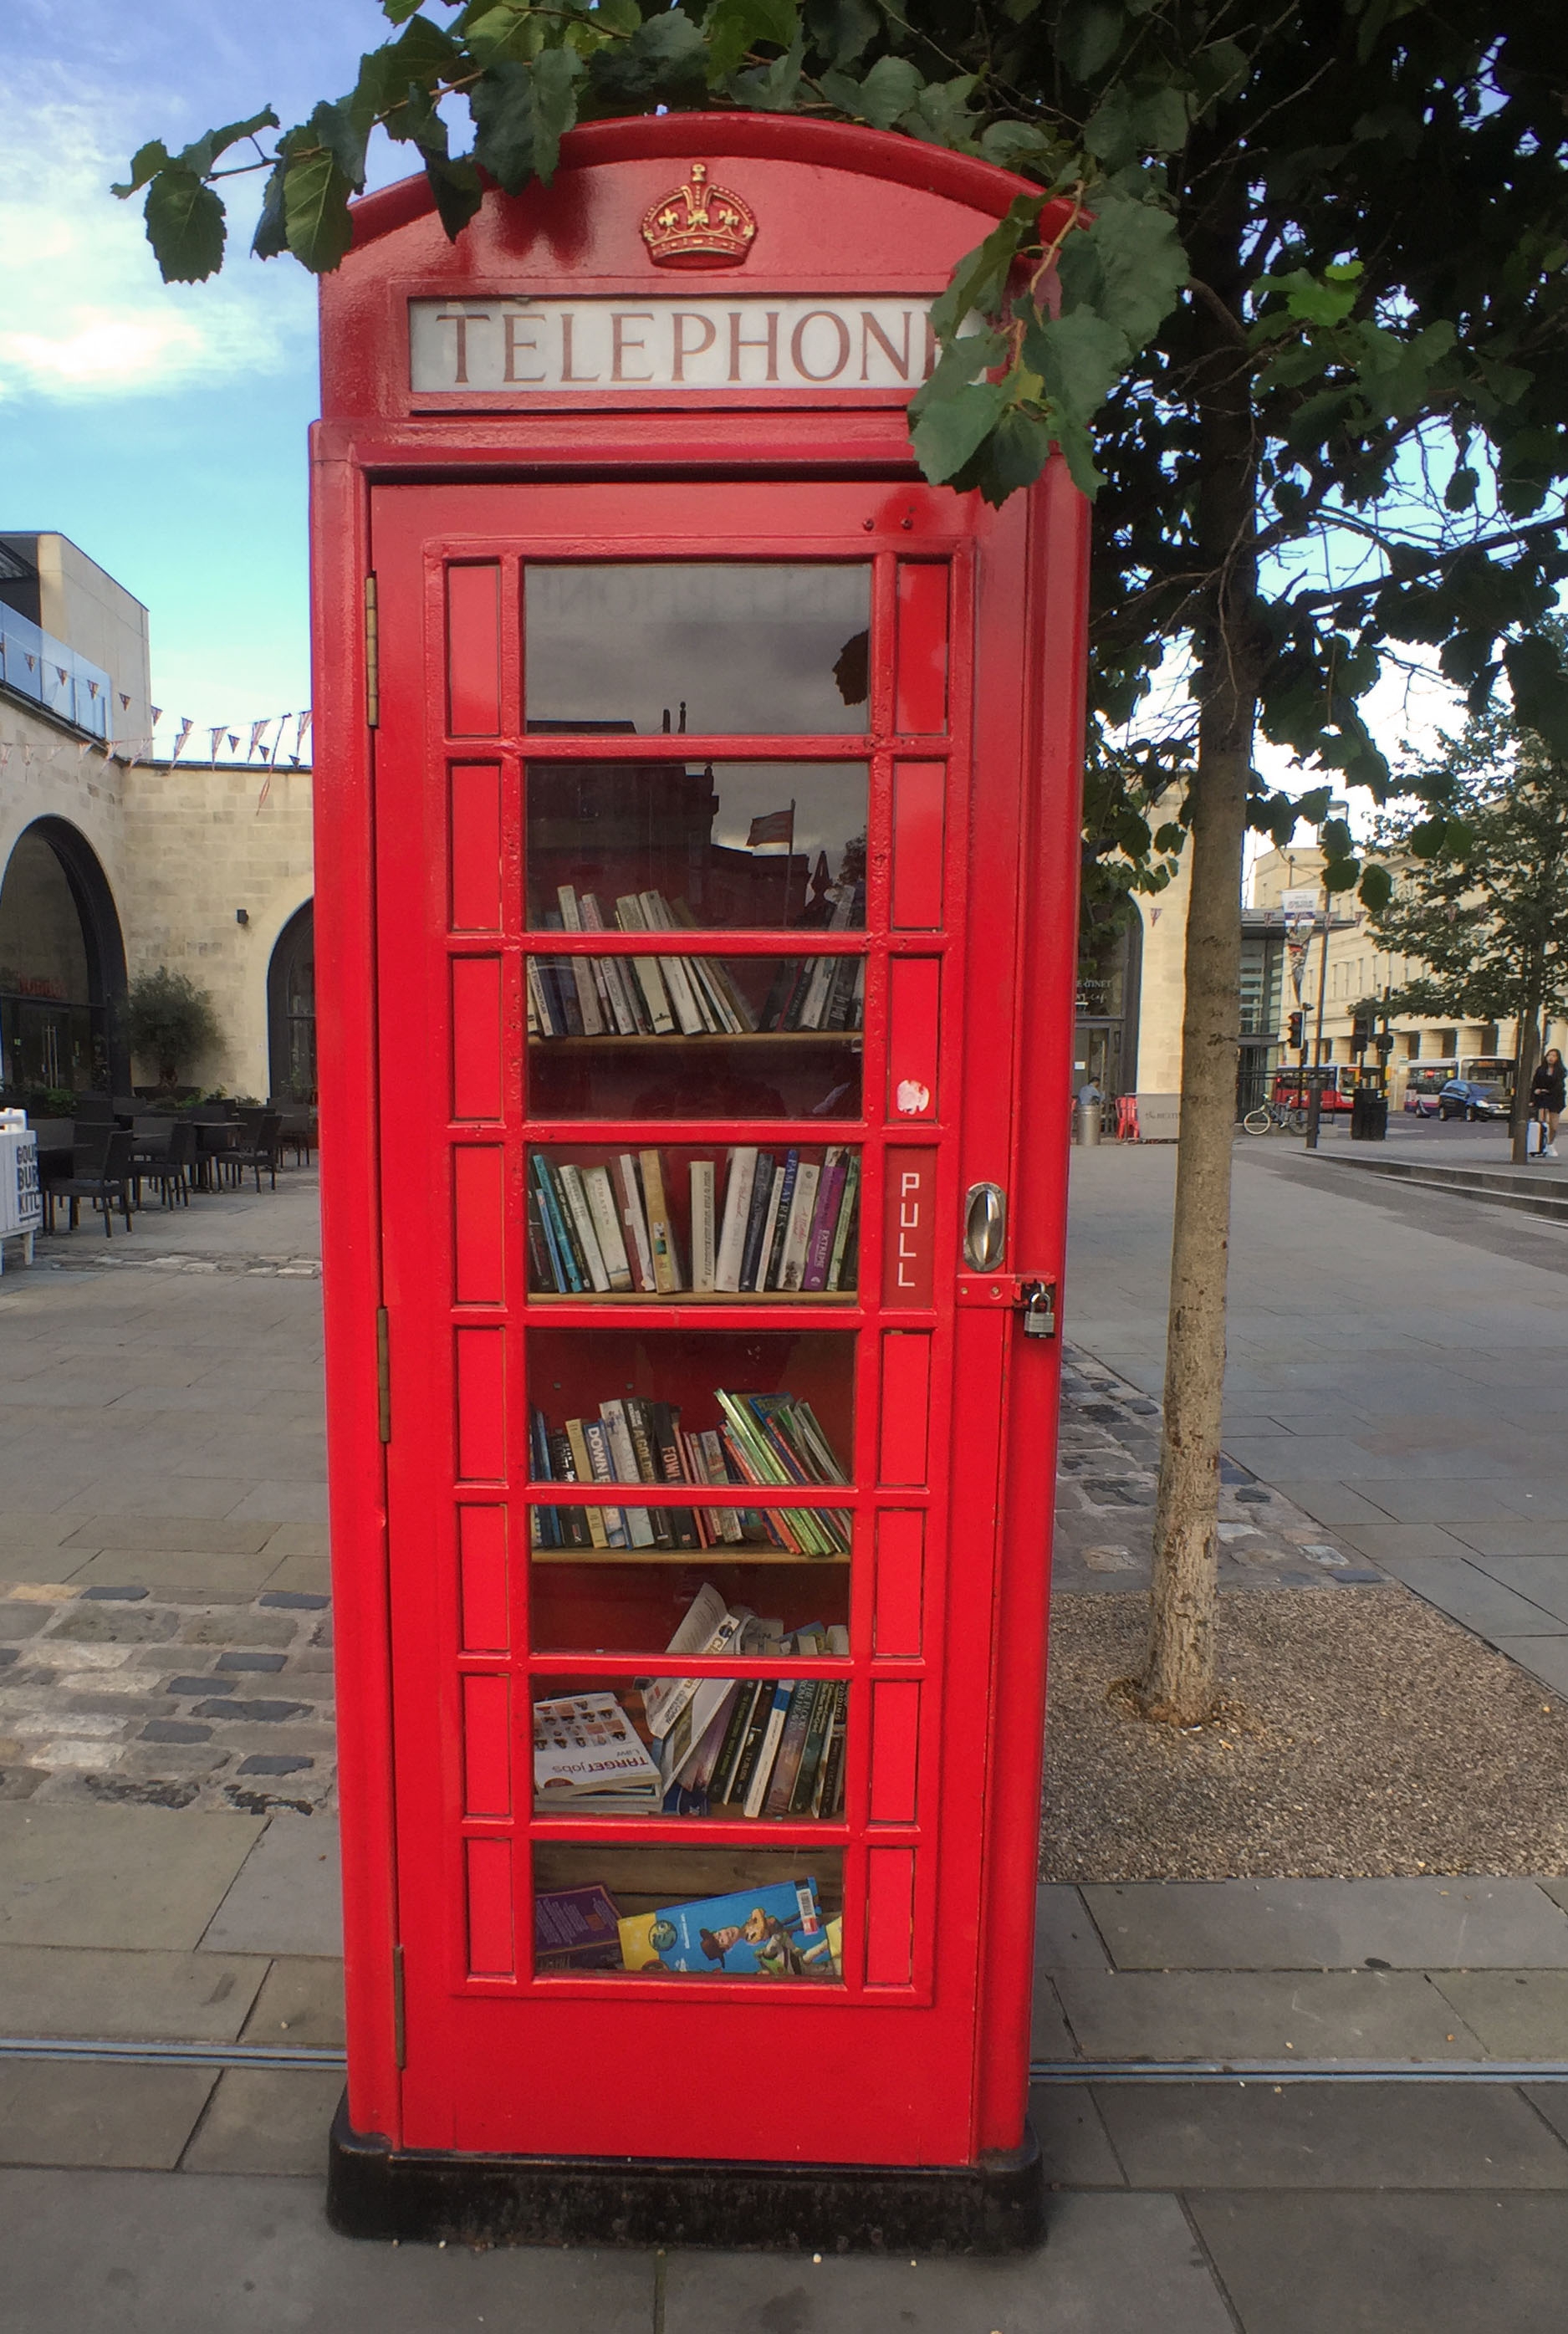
[3,1,411,745]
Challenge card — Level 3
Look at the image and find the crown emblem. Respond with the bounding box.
[641,161,757,270]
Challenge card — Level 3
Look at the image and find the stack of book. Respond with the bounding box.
[532,1692,664,1816]
[528,1145,860,1298]
[529,1389,850,1559]
[527,884,864,1040]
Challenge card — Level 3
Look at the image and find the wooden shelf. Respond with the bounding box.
[532,1548,851,1566]
[528,1031,862,1050]
[527,1288,858,1305]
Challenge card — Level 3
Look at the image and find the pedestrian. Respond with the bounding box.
[1529,1045,1565,1159]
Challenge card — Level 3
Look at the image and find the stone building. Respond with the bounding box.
[0,533,314,1104]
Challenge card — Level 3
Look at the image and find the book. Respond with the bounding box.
[619,1877,833,1977]
[802,1148,848,1292]
[557,1163,610,1293]
[534,1883,623,1971]
[578,1418,629,1547]
[582,1165,633,1290]
[614,1152,656,1291]
[638,1148,683,1293]
[689,1158,717,1291]
[815,1681,850,1817]
[763,1677,820,1816]
[713,1147,758,1292]
[776,1161,820,1291]
[598,1402,656,1546]
[825,1153,861,1292]
[641,1581,731,1739]
[710,1677,764,1805]
[789,1679,839,1815]
[761,1148,799,1290]
[555,886,605,1036]
[738,1150,776,1291]
[533,1693,662,1815]
[743,1678,794,1818]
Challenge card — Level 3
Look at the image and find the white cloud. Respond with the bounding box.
[0,90,313,402]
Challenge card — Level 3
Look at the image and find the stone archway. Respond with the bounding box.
[0,817,128,1098]
[267,900,316,1102]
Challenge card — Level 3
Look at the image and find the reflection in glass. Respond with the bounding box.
[524,564,871,735]
[533,1845,845,1979]
[526,760,867,932]
[527,1143,861,1299]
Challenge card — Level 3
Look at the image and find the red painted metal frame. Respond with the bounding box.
[312,114,1085,2171]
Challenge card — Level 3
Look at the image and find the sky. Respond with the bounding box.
[2,0,401,748]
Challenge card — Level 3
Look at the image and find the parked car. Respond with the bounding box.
[1437,1078,1508,1121]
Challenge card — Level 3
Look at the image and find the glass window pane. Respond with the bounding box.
[533,1658,847,1826]
[533,1846,845,1979]
[526,760,867,931]
[527,952,862,1120]
[524,564,871,735]
[526,1143,861,1300]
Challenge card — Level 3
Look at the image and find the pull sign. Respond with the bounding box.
[882,1149,937,1309]
[962,1182,1006,1269]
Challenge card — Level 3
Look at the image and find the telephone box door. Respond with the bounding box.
[370,470,1056,2168]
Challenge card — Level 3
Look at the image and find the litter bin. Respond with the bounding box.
[1075,1099,1102,1147]
[1351,1088,1387,1141]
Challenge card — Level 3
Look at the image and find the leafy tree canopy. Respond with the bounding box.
[124,967,221,1085]
[115,3,1568,917]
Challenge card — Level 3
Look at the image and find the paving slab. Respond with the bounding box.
[1465,1554,1568,1621]
[0,1805,265,1949]
[1356,1553,1568,1637]
[0,1944,266,2040]
[1093,2080,1568,2190]
[239,1957,345,2048]
[1487,1637,1568,1695]
[55,1517,277,1556]
[0,2061,216,2169]
[662,2193,1233,2334]
[180,2067,345,2175]
[1051,1970,1485,2061]
[200,1813,342,1957]
[1081,1878,1568,1972]
[64,1553,280,1596]
[1030,1973,1080,2062]
[1034,1883,1111,1970]
[1451,1522,1568,1559]
[1429,1971,1568,2057]
[1253,1481,1395,1528]
[1336,1522,1481,1564]
[0,2168,657,2334]
[1029,2084,1125,2187]
[1187,2191,1568,2334]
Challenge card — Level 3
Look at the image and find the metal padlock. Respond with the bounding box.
[1017,1279,1057,1339]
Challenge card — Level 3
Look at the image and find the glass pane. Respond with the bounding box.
[524,564,871,735]
[527,1144,861,1300]
[533,1846,845,1979]
[525,760,867,931]
[527,953,862,1120]
[533,1646,848,1825]
[530,1551,850,1652]
[526,1325,854,1556]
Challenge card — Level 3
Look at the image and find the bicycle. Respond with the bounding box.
[1242,1097,1310,1135]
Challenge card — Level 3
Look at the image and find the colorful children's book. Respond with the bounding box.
[534,1884,623,1970]
[618,1876,833,1976]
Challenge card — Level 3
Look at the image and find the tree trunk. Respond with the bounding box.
[1139,182,1263,1725]
[1511,947,1545,1163]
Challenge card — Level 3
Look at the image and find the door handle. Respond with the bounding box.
[963,1181,1006,1269]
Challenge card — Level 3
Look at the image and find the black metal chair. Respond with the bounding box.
[230,1110,283,1193]
[142,1117,197,1209]
[55,1127,135,1236]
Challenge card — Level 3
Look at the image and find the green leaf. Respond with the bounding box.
[978,119,1065,171]
[471,50,582,191]
[1505,634,1568,761]
[1130,84,1189,153]
[707,0,799,80]
[902,73,982,150]
[143,168,227,283]
[1444,464,1479,512]
[1357,861,1393,911]
[802,0,877,69]
[464,4,539,65]
[282,151,356,271]
[1323,855,1361,892]
[1055,0,1125,81]
[426,152,486,242]
[114,140,171,199]
[587,9,708,106]
[308,98,372,193]
[1023,307,1131,426]
[909,377,1013,484]
[1059,192,1186,350]
[1407,817,1449,858]
[729,31,807,109]
[976,404,1059,499]
[854,53,923,129]
[381,0,425,20]
[1190,37,1248,107]
[929,195,1039,338]
[1082,86,1135,169]
[252,159,289,259]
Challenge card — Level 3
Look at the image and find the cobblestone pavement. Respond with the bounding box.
[1053,1343,1382,1594]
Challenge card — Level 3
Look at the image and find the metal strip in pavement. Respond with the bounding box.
[3,2038,1567,2084]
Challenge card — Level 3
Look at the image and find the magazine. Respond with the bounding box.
[532,1692,663,1815]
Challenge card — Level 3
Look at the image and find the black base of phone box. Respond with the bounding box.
[327,2097,1044,2254]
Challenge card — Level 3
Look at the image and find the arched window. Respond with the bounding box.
[268,901,316,1103]
[0,819,127,1098]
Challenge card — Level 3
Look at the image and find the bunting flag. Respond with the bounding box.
[209,726,225,761]
[173,718,193,758]
[120,692,130,711]
[227,733,239,753]
[295,711,311,752]
[152,707,163,723]
[248,718,269,758]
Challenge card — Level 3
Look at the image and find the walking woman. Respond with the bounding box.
[1530,1045,1565,1159]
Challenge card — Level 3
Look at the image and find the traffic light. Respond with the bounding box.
[1351,1009,1372,1054]
[1288,1010,1305,1049]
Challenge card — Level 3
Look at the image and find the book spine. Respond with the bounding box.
[825,1153,861,1292]
[712,1147,758,1291]
[742,1680,793,1818]
[625,1398,673,1547]
[532,1157,583,1292]
[575,1420,625,1547]
[689,1160,717,1292]
[614,1152,656,1291]
[558,1163,610,1292]
[638,1148,684,1292]
[598,1403,655,1545]
[526,1172,564,1292]
[751,1161,786,1295]
[816,1682,850,1817]
[710,1678,761,1804]
[583,1166,633,1290]
[650,1402,699,1548]
[738,1152,775,1291]
[762,1149,799,1290]
[789,1680,837,1815]
[529,1409,559,1546]
[777,1162,821,1291]
[801,1148,846,1291]
[763,1678,818,1816]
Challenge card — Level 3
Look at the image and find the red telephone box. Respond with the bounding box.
[314,114,1087,2251]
